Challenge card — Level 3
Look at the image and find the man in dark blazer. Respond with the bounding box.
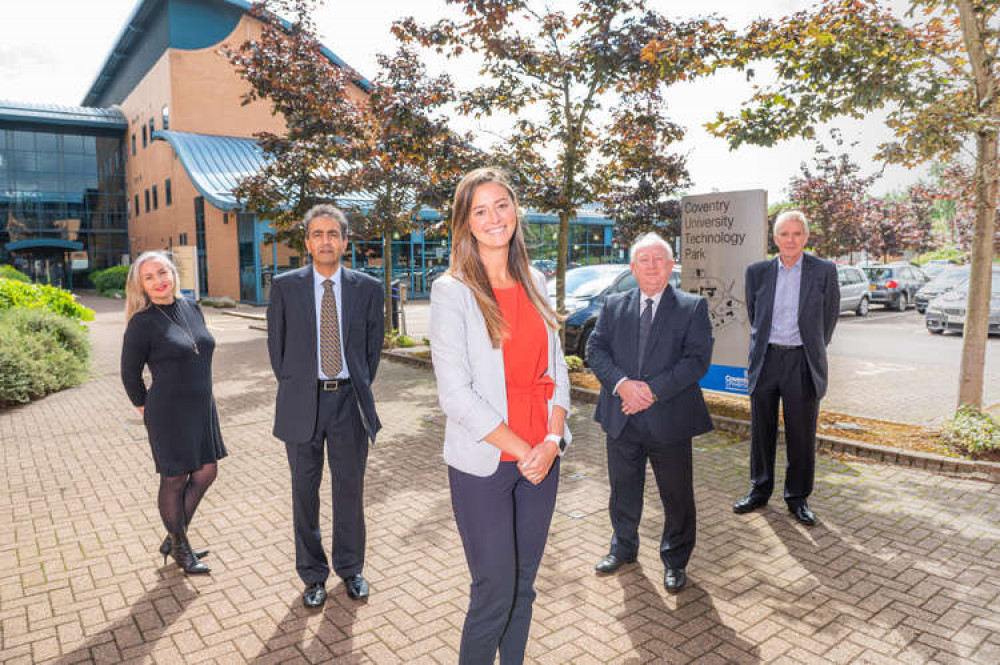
[732,210,839,526]
[267,204,384,607]
[587,232,713,592]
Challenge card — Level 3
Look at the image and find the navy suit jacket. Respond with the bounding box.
[745,253,840,398]
[266,265,384,443]
[587,285,714,443]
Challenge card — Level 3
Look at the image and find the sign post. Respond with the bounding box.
[680,190,767,395]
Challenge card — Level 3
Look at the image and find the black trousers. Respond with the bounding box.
[607,417,695,570]
[285,383,368,585]
[749,346,819,508]
[449,459,559,665]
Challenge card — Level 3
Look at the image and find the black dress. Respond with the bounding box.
[121,298,227,476]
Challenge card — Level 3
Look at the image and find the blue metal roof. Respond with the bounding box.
[153,130,268,210]
[0,101,127,131]
[6,239,85,252]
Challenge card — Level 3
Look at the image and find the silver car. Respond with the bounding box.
[925,270,1000,335]
[837,265,871,316]
[914,265,970,313]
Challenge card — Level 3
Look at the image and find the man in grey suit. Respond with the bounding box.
[732,210,839,526]
[267,204,384,607]
[588,232,714,592]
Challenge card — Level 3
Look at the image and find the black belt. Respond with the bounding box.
[768,343,802,351]
[319,378,351,391]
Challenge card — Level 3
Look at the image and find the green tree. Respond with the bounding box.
[686,0,998,409]
[395,0,731,318]
[224,0,477,328]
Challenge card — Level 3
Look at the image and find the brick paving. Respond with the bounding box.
[1,295,999,664]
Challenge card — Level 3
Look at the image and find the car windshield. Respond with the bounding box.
[926,266,970,288]
[550,265,627,297]
[862,267,892,281]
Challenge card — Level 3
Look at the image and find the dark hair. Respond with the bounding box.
[302,204,349,237]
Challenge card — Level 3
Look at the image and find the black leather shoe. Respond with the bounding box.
[160,535,208,560]
[343,574,369,600]
[790,503,817,526]
[664,568,687,592]
[303,583,327,608]
[732,493,768,514]
[594,553,636,574]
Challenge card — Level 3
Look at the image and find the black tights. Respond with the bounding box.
[158,463,217,535]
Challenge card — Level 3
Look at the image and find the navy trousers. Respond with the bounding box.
[449,458,560,665]
[285,383,368,585]
[749,346,819,508]
[606,416,696,570]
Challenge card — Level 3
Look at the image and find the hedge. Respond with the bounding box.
[89,265,130,296]
[0,307,90,405]
[0,278,94,322]
[0,265,30,282]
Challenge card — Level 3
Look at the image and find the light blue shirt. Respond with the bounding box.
[313,266,349,380]
[769,255,804,346]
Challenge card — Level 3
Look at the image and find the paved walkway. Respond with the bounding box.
[1,295,998,664]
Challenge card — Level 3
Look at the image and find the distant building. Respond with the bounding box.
[0,0,618,300]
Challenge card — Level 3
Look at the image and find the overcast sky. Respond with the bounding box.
[0,0,931,203]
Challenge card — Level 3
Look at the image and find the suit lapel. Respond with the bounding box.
[640,286,675,367]
[760,258,779,325]
[797,254,815,323]
[623,289,641,376]
[340,268,354,347]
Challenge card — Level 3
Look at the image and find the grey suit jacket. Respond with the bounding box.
[745,253,840,398]
[266,265,384,444]
[429,269,571,477]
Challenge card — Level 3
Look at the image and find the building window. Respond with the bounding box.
[144,189,150,213]
[134,194,140,217]
[131,134,136,156]
[165,178,172,206]
[141,125,147,148]
[162,105,169,130]
[152,185,158,210]
[148,118,155,140]
[179,232,188,245]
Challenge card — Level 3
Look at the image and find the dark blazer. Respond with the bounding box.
[266,265,384,443]
[745,254,840,398]
[587,285,714,442]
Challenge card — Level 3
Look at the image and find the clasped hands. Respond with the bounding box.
[517,439,558,486]
[618,379,655,416]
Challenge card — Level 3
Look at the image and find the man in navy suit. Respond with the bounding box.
[267,204,384,607]
[732,210,839,526]
[587,232,713,592]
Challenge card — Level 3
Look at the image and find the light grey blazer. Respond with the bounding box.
[429,269,572,477]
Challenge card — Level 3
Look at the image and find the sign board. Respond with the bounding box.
[173,245,200,300]
[680,190,767,395]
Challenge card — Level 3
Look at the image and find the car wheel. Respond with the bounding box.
[929,328,944,335]
[579,325,594,361]
[855,296,869,317]
[895,292,907,311]
[916,306,925,314]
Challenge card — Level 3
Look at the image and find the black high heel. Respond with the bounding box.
[167,533,211,574]
[160,535,208,560]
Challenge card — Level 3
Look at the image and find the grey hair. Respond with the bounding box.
[302,204,349,237]
[629,232,675,262]
[774,210,809,237]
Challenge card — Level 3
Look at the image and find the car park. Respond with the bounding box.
[861,263,928,310]
[914,265,970,313]
[924,269,1000,336]
[836,265,871,316]
[558,264,681,359]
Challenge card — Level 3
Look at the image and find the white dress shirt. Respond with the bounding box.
[614,287,666,394]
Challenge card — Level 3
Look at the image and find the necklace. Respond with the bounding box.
[153,301,200,354]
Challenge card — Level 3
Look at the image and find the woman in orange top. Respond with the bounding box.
[430,167,570,664]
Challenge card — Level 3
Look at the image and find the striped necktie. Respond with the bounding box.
[320,279,343,377]
[637,297,653,374]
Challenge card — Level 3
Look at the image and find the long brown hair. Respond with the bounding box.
[447,167,561,348]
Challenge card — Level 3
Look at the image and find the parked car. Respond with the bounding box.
[924,269,1000,336]
[920,259,958,280]
[559,264,682,359]
[531,258,557,276]
[836,265,871,316]
[861,263,928,310]
[547,264,631,312]
[914,265,970,313]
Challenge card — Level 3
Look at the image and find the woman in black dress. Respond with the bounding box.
[121,251,226,574]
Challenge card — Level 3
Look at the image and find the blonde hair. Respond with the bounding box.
[446,167,561,348]
[124,251,182,322]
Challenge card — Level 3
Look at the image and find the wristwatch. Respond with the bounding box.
[544,433,567,454]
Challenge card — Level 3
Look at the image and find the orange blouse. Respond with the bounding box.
[495,283,553,462]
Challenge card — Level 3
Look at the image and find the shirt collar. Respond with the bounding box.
[313,265,342,288]
[778,254,804,272]
[639,286,667,308]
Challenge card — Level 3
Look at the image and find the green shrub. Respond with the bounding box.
[383,330,417,349]
[0,265,30,282]
[941,405,1000,455]
[917,247,963,265]
[0,279,94,322]
[0,308,90,406]
[90,265,130,295]
[565,355,585,372]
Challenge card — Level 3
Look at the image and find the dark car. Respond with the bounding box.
[531,259,557,276]
[861,264,928,311]
[924,269,1000,336]
[914,265,970,313]
[559,265,682,359]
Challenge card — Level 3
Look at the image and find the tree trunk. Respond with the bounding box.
[383,224,394,334]
[956,131,998,408]
[556,209,571,346]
